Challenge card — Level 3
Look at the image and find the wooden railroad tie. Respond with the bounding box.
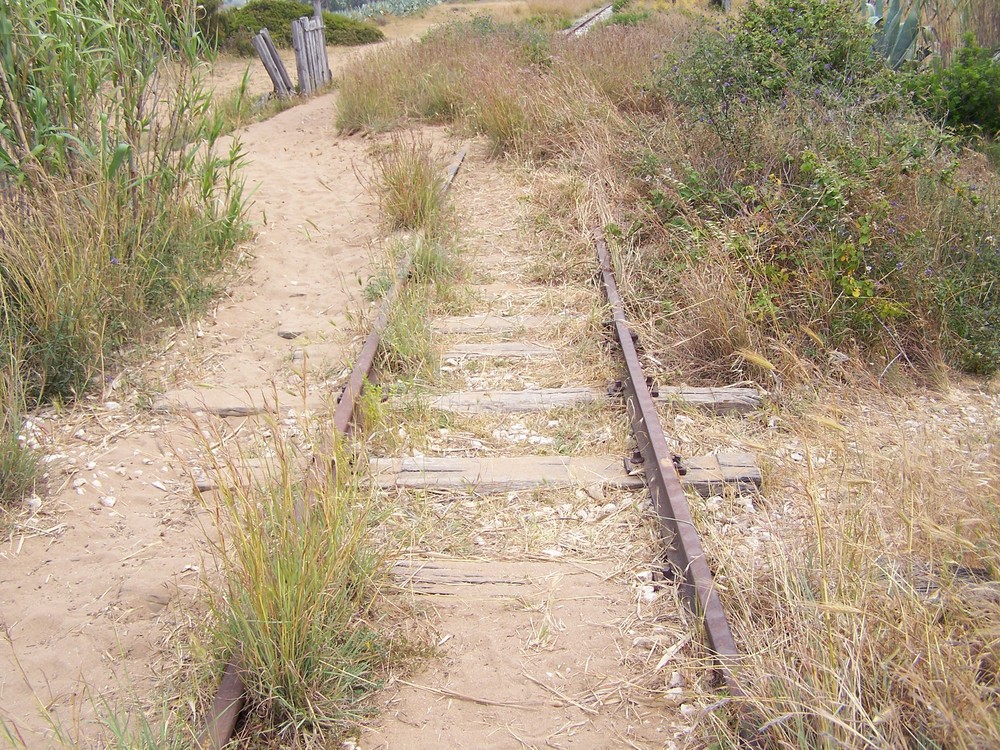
[369,454,761,497]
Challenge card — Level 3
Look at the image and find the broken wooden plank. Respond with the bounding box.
[152,387,324,417]
[442,342,559,360]
[432,315,555,335]
[423,386,762,415]
[656,386,762,414]
[370,453,760,497]
[429,388,598,414]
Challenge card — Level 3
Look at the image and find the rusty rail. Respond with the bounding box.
[197,149,466,749]
[595,229,742,695]
[565,4,613,36]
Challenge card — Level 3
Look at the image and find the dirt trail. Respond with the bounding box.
[0,89,384,746]
[1,6,686,747]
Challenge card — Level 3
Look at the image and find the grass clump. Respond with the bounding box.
[370,136,448,231]
[209,432,386,743]
[0,0,247,505]
[218,0,384,55]
[0,339,37,506]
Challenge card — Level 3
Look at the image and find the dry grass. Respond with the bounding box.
[336,6,1000,746]
[652,380,1000,748]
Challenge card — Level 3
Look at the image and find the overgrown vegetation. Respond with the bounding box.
[212,0,384,55]
[368,138,458,377]
[208,429,386,743]
[910,33,1000,137]
[0,0,247,507]
[337,2,1000,747]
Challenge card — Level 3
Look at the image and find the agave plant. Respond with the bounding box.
[862,0,929,67]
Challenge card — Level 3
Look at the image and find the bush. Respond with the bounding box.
[910,35,1000,137]
[219,0,383,54]
[666,0,879,107]
[638,0,1000,378]
[0,0,247,404]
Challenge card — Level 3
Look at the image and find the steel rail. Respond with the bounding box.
[197,149,466,750]
[564,4,613,36]
[595,229,742,695]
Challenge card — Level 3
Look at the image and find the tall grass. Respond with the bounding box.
[208,431,385,742]
[370,135,448,230]
[698,397,1000,748]
[0,0,247,505]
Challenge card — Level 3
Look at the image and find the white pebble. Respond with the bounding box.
[100,495,116,508]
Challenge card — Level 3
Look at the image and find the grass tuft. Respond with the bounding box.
[370,136,448,231]
[209,429,386,742]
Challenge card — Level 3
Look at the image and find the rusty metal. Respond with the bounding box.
[198,149,466,749]
[197,661,245,749]
[595,229,742,695]
[331,149,465,433]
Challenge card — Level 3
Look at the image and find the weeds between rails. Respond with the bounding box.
[197,139,463,749]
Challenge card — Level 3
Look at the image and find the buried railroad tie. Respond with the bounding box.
[425,385,763,415]
[369,453,759,496]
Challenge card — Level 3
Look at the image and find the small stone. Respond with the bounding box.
[24,495,42,514]
[100,495,117,508]
[278,325,304,340]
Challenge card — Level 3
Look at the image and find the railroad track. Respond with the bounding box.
[565,4,613,36]
[198,150,762,745]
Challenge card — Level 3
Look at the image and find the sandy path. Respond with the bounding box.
[0,90,384,746]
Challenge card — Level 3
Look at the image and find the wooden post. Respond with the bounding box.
[312,0,322,21]
[301,16,316,94]
[251,31,291,98]
[260,28,294,94]
[290,19,310,95]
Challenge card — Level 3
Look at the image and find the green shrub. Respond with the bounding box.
[638,0,1000,378]
[219,0,383,54]
[910,34,1000,137]
[667,0,879,106]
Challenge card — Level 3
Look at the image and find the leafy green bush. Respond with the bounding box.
[910,34,1000,137]
[668,0,878,106]
[638,0,1000,378]
[219,0,383,54]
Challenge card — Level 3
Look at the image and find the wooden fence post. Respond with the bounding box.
[251,28,292,99]
[291,19,310,95]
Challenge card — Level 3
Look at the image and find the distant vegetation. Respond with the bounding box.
[0,0,247,505]
[204,0,384,54]
[338,2,999,381]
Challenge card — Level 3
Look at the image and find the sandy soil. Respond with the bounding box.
[0,88,388,749]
